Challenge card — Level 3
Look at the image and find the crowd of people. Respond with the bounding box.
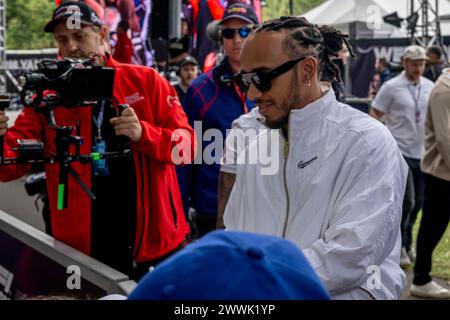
[0,0,449,300]
[370,44,450,299]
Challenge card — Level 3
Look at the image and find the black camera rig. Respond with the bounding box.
[0,58,132,210]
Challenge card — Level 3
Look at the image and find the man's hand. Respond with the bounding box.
[0,111,9,136]
[110,107,142,143]
[369,107,385,122]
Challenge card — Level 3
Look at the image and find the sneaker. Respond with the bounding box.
[407,248,416,263]
[410,281,450,299]
[400,247,411,267]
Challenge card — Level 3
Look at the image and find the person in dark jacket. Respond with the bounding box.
[177,3,258,238]
[423,45,444,82]
[173,55,199,103]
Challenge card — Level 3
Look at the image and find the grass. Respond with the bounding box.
[408,211,450,280]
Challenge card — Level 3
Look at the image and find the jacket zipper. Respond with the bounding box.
[168,189,178,228]
[134,153,146,260]
[282,138,290,238]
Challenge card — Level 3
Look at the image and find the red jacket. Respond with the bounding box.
[113,32,133,64]
[0,57,194,263]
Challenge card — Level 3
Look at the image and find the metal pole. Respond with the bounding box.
[410,0,415,43]
[435,0,448,61]
[290,0,294,15]
[344,55,352,97]
[168,0,182,40]
[423,0,429,46]
[0,0,7,94]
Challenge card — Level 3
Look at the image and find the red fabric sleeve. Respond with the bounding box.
[113,34,133,64]
[0,108,44,181]
[134,73,196,165]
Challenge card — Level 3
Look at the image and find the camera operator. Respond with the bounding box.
[0,1,194,281]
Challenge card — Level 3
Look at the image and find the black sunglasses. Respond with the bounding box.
[221,27,253,39]
[233,56,310,93]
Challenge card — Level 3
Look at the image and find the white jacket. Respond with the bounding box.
[221,107,265,175]
[224,87,408,300]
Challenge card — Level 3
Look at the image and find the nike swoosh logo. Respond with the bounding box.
[298,156,318,169]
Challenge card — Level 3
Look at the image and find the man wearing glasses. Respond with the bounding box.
[224,16,408,300]
[177,3,258,238]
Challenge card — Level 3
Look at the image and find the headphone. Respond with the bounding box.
[214,65,234,86]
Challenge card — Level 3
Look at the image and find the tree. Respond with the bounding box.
[262,0,326,21]
[7,0,56,50]
[4,0,328,50]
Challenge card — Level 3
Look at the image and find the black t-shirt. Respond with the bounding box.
[424,64,444,82]
[89,103,137,275]
[174,83,187,103]
[169,36,191,59]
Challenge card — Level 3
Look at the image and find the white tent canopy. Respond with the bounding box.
[302,0,450,39]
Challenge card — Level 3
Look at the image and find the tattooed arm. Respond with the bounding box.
[216,171,236,229]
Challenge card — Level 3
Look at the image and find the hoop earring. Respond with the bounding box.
[305,79,311,87]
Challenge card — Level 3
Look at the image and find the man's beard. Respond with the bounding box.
[69,49,89,59]
[68,49,105,66]
[182,77,194,86]
[264,109,290,129]
[264,73,301,130]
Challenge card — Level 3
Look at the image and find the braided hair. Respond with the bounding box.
[255,16,355,82]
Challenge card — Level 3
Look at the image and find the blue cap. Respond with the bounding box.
[220,2,259,25]
[128,230,330,300]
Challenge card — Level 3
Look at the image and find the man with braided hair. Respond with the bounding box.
[224,16,408,299]
[217,38,347,229]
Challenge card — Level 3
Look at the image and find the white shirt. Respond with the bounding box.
[224,86,408,300]
[372,72,434,159]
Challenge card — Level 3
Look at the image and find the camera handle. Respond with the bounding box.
[0,112,4,163]
[0,96,10,163]
[117,104,130,148]
[118,103,129,115]
[55,126,96,210]
[57,162,96,211]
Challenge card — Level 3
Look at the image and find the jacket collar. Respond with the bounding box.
[105,53,119,68]
[437,68,450,88]
[400,71,423,86]
[213,57,235,83]
[289,82,335,124]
